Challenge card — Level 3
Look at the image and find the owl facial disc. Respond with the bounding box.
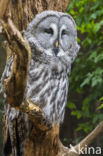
[25,10,80,60]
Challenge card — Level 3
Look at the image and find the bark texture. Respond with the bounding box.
[0,0,69,31]
[0,0,103,156]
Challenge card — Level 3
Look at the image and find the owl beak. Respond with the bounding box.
[55,40,59,48]
[53,40,59,56]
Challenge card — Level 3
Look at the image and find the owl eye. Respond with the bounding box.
[62,29,67,35]
[44,28,53,35]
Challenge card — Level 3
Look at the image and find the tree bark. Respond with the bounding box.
[0,0,103,156]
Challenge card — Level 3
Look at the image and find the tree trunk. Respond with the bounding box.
[0,0,103,156]
[0,0,69,30]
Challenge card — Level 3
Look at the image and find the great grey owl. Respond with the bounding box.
[0,11,80,156]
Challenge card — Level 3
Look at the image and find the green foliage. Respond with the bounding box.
[67,0,103,133]
[76,122,93,133]
[97,97,103,110]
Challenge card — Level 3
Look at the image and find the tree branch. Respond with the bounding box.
[0,0,9,18]
[57,121,103,156]
[19,98,51,131]
[74,121,103,155]
[1,18,31,106]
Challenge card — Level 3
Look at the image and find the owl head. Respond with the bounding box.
[25,11,80,62]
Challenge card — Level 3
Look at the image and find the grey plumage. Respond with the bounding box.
[0,10,80,156]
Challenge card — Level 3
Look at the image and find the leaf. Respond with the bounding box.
[76,122,93,133]
[88,51,97,60]
[93,20,103,32]
[92,114,103,123]
[99,97,103,101]
[97,104,103,110]
[91,76,102,87]
[94,53,103,63]
[67,102,76,109]
[80,76,91,87]
[71,110,82,119]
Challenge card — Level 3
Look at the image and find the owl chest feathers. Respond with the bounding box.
[26,55,69,123]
